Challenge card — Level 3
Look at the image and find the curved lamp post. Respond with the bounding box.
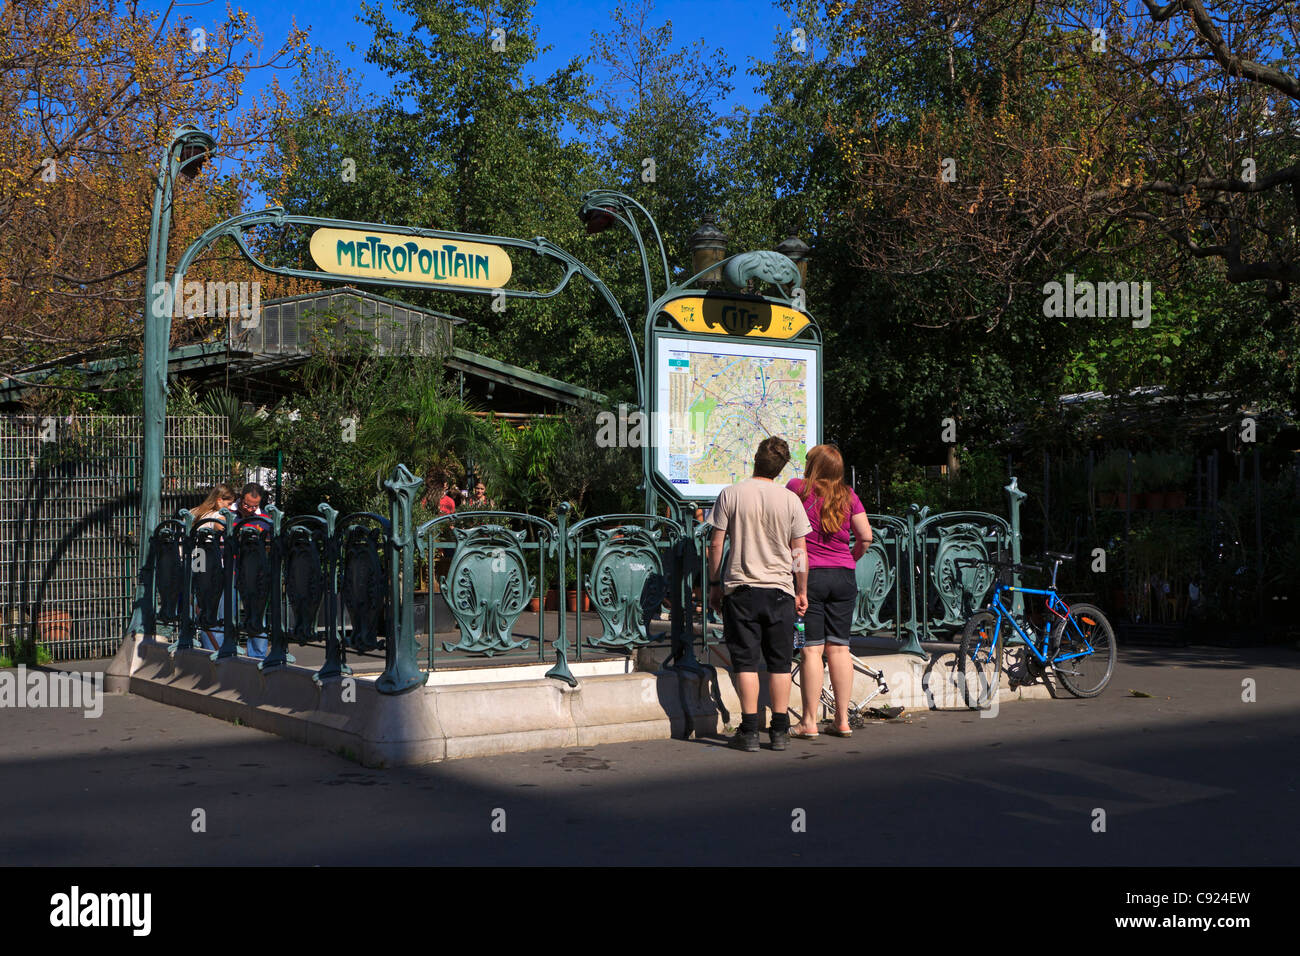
[129,125,217,637]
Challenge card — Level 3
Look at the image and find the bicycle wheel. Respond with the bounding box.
[1052,603,1116,698]
[958,611,1002,709]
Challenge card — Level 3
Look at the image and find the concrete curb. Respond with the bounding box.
[105,635,1057,766]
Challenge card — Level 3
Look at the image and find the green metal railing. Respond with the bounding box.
[140,467,1030,689]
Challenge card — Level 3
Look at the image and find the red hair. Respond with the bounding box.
[799,444,849,534]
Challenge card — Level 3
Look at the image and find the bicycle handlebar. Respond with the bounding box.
[953,557,1043,574]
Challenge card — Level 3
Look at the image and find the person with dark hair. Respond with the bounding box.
[234,481,272,659]
[706,436,811,752]
[787,443,873,738]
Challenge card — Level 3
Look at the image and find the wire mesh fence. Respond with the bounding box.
[0,415,229,661]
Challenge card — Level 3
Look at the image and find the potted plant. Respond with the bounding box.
[1141,453,1167,510]
[1094,451,1126,508]
[1114,453,1139,509]
[563,562,590,611]
[1166,453,1192,509]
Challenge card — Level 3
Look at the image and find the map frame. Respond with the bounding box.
[650,331,821,502]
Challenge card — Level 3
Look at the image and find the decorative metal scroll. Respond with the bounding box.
[150,520,186,627]
[722,250,802,292]
[584,526,667,649]
[439,524,532,656]
[234,523,273,647]
[191,525,226,633]
[339,519,386,653]
[916,513,1010,630]
[283,522,326,645]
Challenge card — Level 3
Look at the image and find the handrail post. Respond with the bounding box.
[899,504,925,657]
[1005,477,1027,620]
[261,505,289,669]
[377,465,426,694]
[315,503,347,681]
[546,503,577,685]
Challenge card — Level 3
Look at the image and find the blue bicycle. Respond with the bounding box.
[956,552,1117,708]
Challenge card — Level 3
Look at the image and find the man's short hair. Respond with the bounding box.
[753,437,791,479]
[240,482,268,504]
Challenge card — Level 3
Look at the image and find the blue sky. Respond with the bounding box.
[188,0,795,117]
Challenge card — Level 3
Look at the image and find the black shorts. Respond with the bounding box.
[803,567,857,647]
[723,586,796,673]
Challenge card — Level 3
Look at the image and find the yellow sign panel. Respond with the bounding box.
[661,296,810,339]
[309,227,512,289]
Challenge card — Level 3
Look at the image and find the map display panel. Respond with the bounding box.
[654,335,818,499]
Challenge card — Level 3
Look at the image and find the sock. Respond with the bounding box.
[770,712,790,733]
[739,713,759,734]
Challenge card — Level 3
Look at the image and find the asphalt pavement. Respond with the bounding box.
[1,644,1296,866]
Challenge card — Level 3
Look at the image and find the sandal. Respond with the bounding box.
[789,729,819,739]
[823,726,853,738]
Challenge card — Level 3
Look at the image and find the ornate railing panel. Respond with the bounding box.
[440,524,533,655]
[137,470,1031,683]
[852,514,905,639]
[337,514,387,655]
[416,510,558,671]
[915,511,1010,632]
[569,516,679,651]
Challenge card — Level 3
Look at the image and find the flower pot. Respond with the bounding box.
[1145,491,1166,510]
[1098,492,1116,508]
[1115,492,1131,509]
[38,609,71,642]
[566,592,591,612]
[527,596,540,613]
[544,589,559,611]
[1166,491,1187,509]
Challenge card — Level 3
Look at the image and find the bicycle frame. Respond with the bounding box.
[977,578,1098,666]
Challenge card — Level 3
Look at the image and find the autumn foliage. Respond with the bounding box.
[0,0,313,377]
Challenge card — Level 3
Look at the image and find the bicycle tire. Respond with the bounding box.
[958,610,1003,709]
[1052,603,1116,698]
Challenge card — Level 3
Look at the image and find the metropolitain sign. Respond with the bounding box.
[309,227,512,289]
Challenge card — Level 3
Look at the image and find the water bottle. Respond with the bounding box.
[794,616,806,649]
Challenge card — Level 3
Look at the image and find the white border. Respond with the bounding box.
[654,335,818,499]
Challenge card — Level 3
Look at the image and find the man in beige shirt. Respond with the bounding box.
[707,437,810,752]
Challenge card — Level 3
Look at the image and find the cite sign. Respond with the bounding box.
[660,296,810,339]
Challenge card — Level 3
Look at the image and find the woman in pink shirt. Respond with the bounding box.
[787,444,872,738]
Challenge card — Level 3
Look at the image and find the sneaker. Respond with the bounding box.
[768,728,789,751]
[728,729,760,752]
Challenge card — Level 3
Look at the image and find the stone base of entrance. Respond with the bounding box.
[106,635,727,766]
[106,634,1052,766]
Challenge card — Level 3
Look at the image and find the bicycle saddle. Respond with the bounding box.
[1044,551,1075,562]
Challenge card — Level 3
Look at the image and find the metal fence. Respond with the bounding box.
[137,467,1030,691]
[0,415,229,661]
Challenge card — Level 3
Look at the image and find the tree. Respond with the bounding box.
[832,1,1300,313]
[0,0,308,374]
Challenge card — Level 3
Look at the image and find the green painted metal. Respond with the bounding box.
[439,524,533,655]
[568,514,678,650]
[377,465,426,694]
[852,514,905,640]
[546,503,576,686]
[135,126,217,642]
[720,251,803,293]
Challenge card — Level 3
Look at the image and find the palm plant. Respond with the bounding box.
[362,383,502,494]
